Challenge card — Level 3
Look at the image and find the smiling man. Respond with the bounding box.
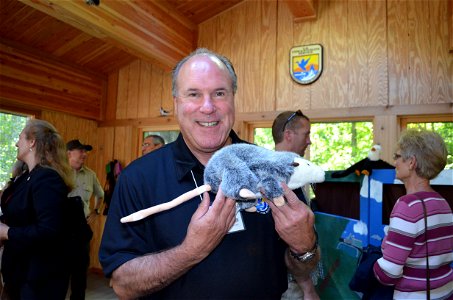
[99,48,319,299]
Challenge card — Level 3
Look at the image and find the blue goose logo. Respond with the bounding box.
[290,44,323,85]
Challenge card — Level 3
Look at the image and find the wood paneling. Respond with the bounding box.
[276,1,294,110]
[281,0,316,22]
[430,0,453,103]
[0,40,106,120]
[388,0,410,105]
[0,0,136,74]
[450,0,453,52]
[114,60,172,119]
[166,0,244,24]
[21,0,197,71]
[196,0,451,113]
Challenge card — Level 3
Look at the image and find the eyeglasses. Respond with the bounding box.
[282,110,304,132]
[392,153,402,160]
[142,143,151,147]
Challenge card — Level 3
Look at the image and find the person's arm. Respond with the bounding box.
[87,173,104,223]
[269,183,320,279]
[373,199,415,285]
[110,188,237,299]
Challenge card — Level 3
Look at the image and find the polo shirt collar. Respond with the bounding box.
[173,130,243,182]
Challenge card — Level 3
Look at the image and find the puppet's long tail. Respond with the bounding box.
[120,185,212,223]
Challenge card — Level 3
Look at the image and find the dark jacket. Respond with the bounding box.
[1,165,71,299]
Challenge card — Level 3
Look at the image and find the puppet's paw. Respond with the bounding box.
[354,170,361,176]
[361,170,370,176]
[273,196,285,206]
[239,188,259,199]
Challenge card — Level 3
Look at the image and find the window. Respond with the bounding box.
[253,121,374,171]
[0,111,30,188]
[138,125,180,157]
[142,130,179,145]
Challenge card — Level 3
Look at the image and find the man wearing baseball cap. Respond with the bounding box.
[67,139,104,300]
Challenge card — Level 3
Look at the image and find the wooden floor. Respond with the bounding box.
[66,270,117,300]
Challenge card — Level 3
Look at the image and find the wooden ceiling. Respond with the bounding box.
[0,0,316,76]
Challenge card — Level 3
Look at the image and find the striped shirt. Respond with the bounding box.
[373,191,453,300]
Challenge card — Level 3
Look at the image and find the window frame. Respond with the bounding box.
[399,114,453,129]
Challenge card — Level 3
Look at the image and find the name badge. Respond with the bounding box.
[228,203,245,233]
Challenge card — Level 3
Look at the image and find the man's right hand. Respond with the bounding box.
[181,187,237,260]
[111,188,237,299]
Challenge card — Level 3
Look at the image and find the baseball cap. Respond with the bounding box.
[66,139,93,151]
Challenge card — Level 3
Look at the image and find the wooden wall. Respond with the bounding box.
[2,0,452,270]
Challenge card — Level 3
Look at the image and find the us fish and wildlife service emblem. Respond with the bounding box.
[290,44,323,85]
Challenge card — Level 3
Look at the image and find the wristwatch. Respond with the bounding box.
[289,231,318,263]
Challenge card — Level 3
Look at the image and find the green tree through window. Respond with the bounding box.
[0,112,28,188]
[254,121,374,171]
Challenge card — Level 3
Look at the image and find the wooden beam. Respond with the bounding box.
[281,0,317,22]
[19,0,197,71]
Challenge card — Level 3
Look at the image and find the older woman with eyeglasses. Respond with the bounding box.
[373,129,453,299]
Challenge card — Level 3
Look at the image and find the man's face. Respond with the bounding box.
[174,55,235,155]
[142,137,161,155]
[290,118,311,156]
[67,148,88,170]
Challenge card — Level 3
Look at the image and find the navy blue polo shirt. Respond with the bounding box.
[99,131,288,299]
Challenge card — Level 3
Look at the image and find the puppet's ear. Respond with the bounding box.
[120,185,211,223]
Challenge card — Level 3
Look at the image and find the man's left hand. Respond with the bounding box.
[268,183,316,253]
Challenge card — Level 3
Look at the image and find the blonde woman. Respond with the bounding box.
[0,119,74,300]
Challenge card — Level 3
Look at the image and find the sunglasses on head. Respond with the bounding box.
[282,110,304,132]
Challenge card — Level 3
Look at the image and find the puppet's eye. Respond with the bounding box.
[292,162,300,167]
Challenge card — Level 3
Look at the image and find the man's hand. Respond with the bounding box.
[111,187,237,299]
[269,183,320,283]
[269,183,316,254]
[181,187,237,260]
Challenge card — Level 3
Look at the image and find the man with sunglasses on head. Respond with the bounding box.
[272,111,321,300]
[273,110,311,160]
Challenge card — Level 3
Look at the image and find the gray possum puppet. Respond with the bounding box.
[121,143,325,223]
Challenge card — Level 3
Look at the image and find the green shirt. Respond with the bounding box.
[68,165,104,217]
